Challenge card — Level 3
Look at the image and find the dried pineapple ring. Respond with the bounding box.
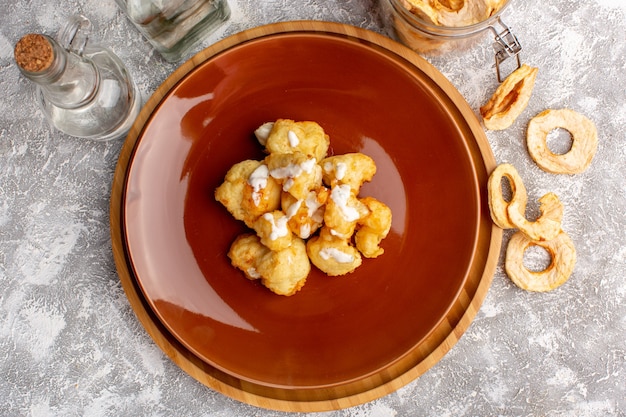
[487,163,528,229]
[480,64,538,131]
[526,109,598,174]
[505,230,576,292]
[507,192,563,241]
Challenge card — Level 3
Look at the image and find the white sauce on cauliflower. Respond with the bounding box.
[248,164,269,206]
[262,212,289,241]
[331,184,360,221]
[254,122,274,146]
[270,158,317,192]
[287,130,300,147]
[320,247,354,263]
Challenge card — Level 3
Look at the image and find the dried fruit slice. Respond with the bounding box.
[487,163,528,229]
[401,0,506,26]
[526,108,598,174]
[480,64,538,130]
[506,192,563,242]
[505,229,576,292]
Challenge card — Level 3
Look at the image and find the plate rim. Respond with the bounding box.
[110,20,502,411]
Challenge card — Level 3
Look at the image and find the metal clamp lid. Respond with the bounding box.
[489,17,522,82]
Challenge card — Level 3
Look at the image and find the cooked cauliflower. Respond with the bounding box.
[217,120,392,295]
[355,197,392,258]
[321,153,376,192]
[323,184,370,239]
[306,227,362,276]
[252,210,294,251]
[281,188,328,239]
[227,233,270,280]
[262,119,330,161]
[256,237,311,296]
[265,151,323,201]
[215,160,281,227]
[228,233,310,295]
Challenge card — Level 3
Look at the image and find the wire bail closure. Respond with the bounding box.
[489,17,522,82]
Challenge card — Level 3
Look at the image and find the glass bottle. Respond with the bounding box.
[14,15,141,141]
[115,0,231,62]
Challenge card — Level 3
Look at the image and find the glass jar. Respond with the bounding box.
[14,15,141,141]
[381,0,522,81]
[115,0,230,62]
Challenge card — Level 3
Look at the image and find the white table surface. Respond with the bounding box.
[1,0,624,415]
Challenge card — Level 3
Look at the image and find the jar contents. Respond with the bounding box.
[400,0,507,27]
[14,16,141,141]
[116,0,230,62]
[385,0,512,55]
[383,0,522,80]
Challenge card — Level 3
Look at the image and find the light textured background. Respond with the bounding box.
[1,0,624,416]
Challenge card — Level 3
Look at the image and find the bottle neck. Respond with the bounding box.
[16,34,99,109]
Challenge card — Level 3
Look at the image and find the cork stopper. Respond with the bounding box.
[14,34,55,73]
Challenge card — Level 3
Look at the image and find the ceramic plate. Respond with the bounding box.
[122,24,483,390]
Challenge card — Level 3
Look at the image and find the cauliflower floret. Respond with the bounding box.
[355,197,392,258]
[281,188,329,239]
[321,153,376,193]
[256,237,311,296]
[266,151,323,201]
[215,160,281,227]
[227,233,271,280]
[263,119,330,161]
[228,233,310,295]
[306,227,362,276]
[323,184,370,239]
[252,210,294,251]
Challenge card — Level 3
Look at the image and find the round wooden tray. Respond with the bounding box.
[110,21,502,411]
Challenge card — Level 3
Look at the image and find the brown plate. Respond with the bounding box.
[111,21,502,411]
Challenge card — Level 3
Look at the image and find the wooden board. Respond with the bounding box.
[110,21,502,411]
